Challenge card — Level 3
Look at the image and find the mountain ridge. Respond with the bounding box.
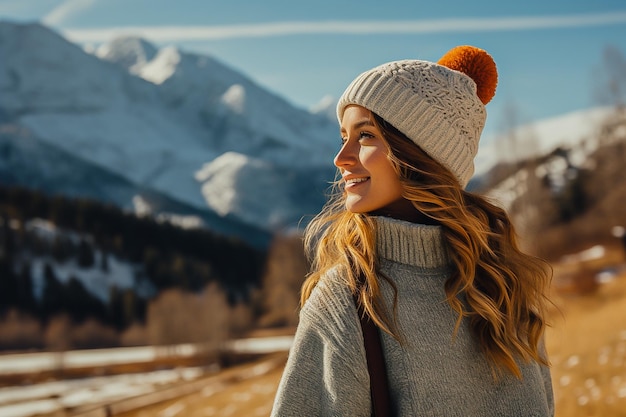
[0,21,337,241]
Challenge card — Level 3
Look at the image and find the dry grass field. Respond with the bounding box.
[545,246,626,417]
[118,247,626,417]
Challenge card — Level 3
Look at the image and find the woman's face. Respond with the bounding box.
[335,105,411,217]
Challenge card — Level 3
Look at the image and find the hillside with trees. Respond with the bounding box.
[475,107,626,260]
[0,185,269,350]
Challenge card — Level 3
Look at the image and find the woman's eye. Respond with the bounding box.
[339,132,374,145]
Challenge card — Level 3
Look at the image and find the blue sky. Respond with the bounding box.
[2,0,626,139]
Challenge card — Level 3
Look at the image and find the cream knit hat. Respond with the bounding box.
[336,46,497,188]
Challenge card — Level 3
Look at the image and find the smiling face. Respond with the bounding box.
[335,105,414,218]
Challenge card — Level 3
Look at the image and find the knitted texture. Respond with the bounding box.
[271,217,555,416]
[337,59,487,188]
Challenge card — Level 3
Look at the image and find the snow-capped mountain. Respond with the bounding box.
[474,107,616,177]
[95,36,338,166]
[0,21,338,240]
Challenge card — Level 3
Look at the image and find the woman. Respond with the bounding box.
[271,46,554,416]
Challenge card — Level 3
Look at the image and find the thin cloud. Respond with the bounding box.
[59,11,626,43]
[0,0,28,14]
[0,0,59,16]
[43,0,97,26]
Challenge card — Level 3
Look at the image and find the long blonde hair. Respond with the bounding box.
[301,111,552,378]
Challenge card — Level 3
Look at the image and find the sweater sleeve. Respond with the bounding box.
[271,278,371,417]
[535,335,555,416]
[541,363,555,416]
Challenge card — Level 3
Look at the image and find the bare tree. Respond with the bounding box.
[229,301,254,337]
[146,282,229,349]
[0,309,43,350]
[44,314,72,351]
[591,44,626,228]
[594,45,626,113]
[257,232,308,328]
[71,319,119,349]
[120,322,149,346]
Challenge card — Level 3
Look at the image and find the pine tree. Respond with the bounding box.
[77,239,95,268]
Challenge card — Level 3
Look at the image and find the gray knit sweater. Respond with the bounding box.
[271,216,554,416]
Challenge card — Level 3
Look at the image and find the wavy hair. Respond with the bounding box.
[301,110,552,378]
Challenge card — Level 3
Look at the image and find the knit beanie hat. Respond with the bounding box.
[336,45,498,188]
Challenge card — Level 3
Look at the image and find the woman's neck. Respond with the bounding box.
[369,199,439,225]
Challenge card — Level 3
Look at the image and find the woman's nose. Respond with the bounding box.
[334,141,357,168]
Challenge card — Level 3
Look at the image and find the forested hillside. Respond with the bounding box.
[0,185,267,350]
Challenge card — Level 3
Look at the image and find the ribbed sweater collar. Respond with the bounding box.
[374,216,451,269]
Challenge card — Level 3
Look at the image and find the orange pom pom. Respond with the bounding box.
[438,45,497,105]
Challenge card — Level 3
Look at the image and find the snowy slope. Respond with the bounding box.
[0,124,272,246]
[23,218,153,303]
[96,35,338,166]
[195,152,332,230]
[0,22,339,236]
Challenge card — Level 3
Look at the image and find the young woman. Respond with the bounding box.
[271,46,554,416]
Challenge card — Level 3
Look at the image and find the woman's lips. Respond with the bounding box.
[345,177,370,189]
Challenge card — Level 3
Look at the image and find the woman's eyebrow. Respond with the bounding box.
[340,119,376,134]
[354,120,375,129]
